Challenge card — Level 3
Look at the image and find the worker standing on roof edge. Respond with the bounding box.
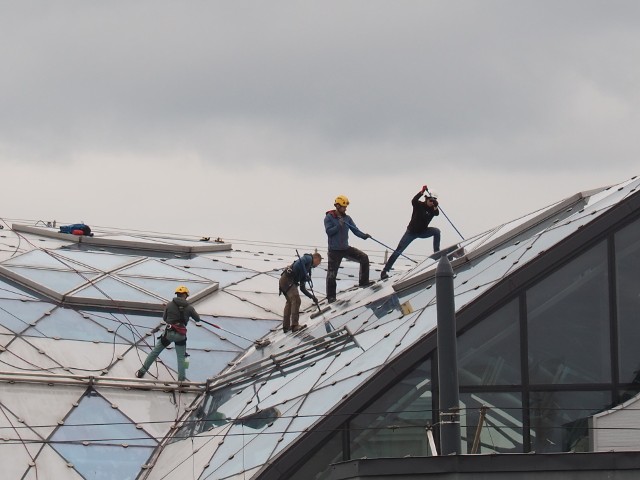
[136,285,201,382]
[279,252,322,333]
[324,195,374,303]
[380,185,441,279]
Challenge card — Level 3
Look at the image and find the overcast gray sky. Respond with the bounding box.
[1,1,639,258]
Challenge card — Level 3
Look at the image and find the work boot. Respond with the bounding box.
[283,326,290,333]
[291,324,307,332]
[327,297,336,304]
[359,280,375,288]
[380,270,389,280]
[135,369,145,379]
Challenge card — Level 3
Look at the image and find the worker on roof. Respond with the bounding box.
[380,185,440,280]
[136,285,201,382]
[324,195,373,303]
[279,252,322,333]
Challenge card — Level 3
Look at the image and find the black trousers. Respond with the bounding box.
[326,247,370,300]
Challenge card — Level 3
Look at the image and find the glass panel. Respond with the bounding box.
[0,299,54,334]
[86,312,161,345]
[184,324,243,352]
[202,317,278,350]
[23,308,116,342]
[121,277,209,299]
[458,300,521,386]
[289,432,342,480]
[73,277,162,302]
[179,266,255,287]
[52,249,139,272]
[52,444,152,480]
[615,217,640,384]
[529,390,611,453]
[527,241,611,384]
[350,358,432,459]
[0,279,37,300]
[118,259,209,280]
[6,267,100,294]
[50,391,156,446]
[2,249,79,269]
[169,349,238,383]
[459,391,523,454]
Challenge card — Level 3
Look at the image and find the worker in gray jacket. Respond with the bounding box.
[136,285,201,382]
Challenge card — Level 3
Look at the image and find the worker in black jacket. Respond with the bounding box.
[381,186,440,279]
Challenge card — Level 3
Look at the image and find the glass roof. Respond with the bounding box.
[0,176,637,479]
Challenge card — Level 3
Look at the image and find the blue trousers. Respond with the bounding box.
[383,228,441,272]
[139,329,187,381]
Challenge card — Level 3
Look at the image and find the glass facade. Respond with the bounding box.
[291,206,640,475]
[615,217,640,385]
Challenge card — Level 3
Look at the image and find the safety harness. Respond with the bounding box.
[279,264,296,296]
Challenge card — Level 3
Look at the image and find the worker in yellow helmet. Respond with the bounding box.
[324,195,373,303]
[136,285,201,382]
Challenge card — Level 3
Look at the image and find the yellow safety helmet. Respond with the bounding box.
[334,195,350,207]
[175,285,190,295]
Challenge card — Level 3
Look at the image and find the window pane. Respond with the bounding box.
[529,390,611,453]
[460,391,523,454]
[350,358,432,458]
[289,431,342,480]
[615,217,640,384]
[527,241,610,384]
[24,308,116,342]
[458,300,520,386]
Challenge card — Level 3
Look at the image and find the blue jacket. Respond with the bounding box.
[285,254,315,299]
[324,210,368,250]
[291,254,313,285]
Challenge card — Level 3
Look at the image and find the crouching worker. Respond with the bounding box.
[279,252,322,333]
[136,285,201,381]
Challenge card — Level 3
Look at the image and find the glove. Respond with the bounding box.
[311,295,318,303]
[421,185,427,193]
[364,233,371,239]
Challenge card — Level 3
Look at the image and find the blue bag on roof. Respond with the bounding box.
[59,223,93,236]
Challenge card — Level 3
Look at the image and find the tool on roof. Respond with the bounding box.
[197,318,271,349]
[424,186,465,240]
[343,220,418,264]
[296,249,331,320]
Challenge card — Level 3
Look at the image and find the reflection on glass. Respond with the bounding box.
[527,241,610,384]
[529,390,611,453]
[459,391,523,453]
[458,300,520,386]
[615,217,640,384]
[350,358,432,459]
